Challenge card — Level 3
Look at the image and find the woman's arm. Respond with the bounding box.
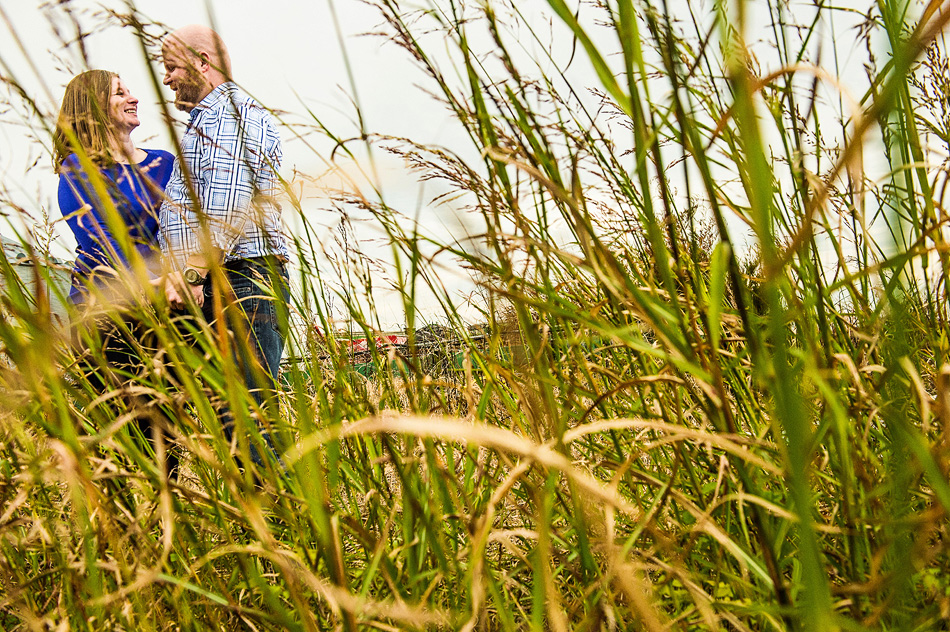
[57,158,134,272]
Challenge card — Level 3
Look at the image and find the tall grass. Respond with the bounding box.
[0,0,949,630]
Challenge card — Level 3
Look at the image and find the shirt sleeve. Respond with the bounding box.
[57,159,132,272]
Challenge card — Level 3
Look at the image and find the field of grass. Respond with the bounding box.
[1,0,950,630]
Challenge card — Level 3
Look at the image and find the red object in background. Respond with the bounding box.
[347,335,407,352]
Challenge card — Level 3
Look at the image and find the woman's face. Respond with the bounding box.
[108,77,140,136]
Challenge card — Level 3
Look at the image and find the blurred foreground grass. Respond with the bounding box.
[1,0,950,630]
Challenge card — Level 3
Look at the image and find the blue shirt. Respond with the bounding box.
[58,149,175,302]
[158,82,289,267]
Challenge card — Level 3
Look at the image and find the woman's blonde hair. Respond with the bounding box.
[53,70,117,172]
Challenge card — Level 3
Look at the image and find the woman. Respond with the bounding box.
[54,69,177,476]
[54,70,173,300]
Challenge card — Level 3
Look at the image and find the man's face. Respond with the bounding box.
[161,43,205,112]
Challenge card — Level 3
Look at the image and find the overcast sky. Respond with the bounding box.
[0,0,486,325]
[0,0,922,326]
[0,0,460,212]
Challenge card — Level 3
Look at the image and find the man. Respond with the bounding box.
[159,24,290,466]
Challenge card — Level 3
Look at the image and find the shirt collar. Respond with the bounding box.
[187,82,238,126]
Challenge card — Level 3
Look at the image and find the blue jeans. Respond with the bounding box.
[202,257,289,466]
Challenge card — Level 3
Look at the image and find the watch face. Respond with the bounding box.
[184,268,203,285]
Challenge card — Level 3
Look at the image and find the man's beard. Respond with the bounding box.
[174,78,203,112]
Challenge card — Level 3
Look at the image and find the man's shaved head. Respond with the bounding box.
[163,25,232,78]
[161,25,231,112]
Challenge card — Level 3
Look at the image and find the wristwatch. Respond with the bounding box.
[182,267,206,286]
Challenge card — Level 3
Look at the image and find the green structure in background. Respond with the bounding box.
[0,236,71,326]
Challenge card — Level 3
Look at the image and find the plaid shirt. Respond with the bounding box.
[159,82,289,267]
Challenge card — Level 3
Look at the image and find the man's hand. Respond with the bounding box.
[164,270,205,310]
[158,250,220,310]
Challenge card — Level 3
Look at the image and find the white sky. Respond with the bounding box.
[0,0,482,327]
[0,0,461,208]
[0,0,937,327]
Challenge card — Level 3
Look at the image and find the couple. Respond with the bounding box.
[54,25,289,473]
